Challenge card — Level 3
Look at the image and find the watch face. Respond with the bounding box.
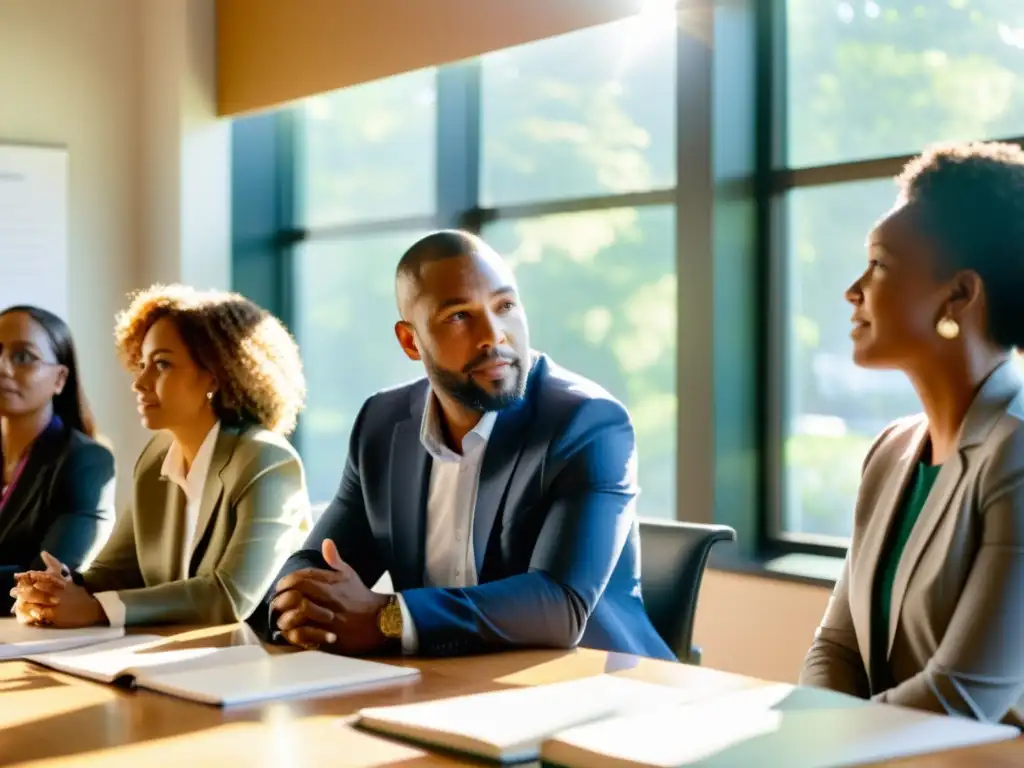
[379,600,403,638]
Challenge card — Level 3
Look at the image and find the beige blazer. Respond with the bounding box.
[800,360,1024,725]
[81,424,310,626]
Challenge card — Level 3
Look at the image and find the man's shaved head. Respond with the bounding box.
[396,230,491,320]
[392,230,530,417]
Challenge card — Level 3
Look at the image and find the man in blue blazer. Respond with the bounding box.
[266,230,673,661]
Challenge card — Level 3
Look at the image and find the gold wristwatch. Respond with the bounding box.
[377,594,403,640]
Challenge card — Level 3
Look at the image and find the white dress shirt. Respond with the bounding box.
[94,422,221,627]
[396,396,496,653]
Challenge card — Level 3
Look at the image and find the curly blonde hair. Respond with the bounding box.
[114,284,306,435]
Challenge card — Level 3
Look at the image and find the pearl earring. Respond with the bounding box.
[206,391,214,401]
[936,317,960,340]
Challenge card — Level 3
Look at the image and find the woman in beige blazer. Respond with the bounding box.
[800,142,1024,726]
[11,285,310,627]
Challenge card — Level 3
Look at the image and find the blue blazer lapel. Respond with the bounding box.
[389,387,431,590]
[472,357,544,577]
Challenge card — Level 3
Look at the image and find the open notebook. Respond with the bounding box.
[27,636,421,707]
[357,673,749,763]
[539,683,1020,768]
[0,618,124,659]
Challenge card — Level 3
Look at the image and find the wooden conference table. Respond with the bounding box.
[0,624,1019,767]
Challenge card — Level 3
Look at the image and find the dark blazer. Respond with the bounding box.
[267,353,674,660]
[0,419,116,612]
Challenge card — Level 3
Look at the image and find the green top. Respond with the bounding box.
[870,461,942,691]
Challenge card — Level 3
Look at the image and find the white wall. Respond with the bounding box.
[0,0,144,500]
[139,0,231,292]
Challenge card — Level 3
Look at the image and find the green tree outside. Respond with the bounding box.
[784,0,1024,538]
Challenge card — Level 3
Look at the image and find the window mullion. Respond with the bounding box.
[436,62,482,231]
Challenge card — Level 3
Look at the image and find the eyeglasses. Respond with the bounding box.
[0,347,59,370]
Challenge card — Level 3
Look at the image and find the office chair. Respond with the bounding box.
[638,519,736,665]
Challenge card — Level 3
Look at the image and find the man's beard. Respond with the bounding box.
[424,349,528,413]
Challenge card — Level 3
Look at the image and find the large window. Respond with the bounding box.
[480,15,677,205]
[787,0,1024,168]
[299,70,437,227]
[235,1,1024,559]
[478,16,678,519]
[283,13,680,513]
[775,1,1024,545]
[484,207,676,517]
[782,180,918,540]
[291,69,439,503]
[294,230,428,501]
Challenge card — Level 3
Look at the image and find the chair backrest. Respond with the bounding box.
[638,519,736,663]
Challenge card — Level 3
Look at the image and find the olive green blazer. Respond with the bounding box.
[800,360,1024,726]
[81,424,310,625]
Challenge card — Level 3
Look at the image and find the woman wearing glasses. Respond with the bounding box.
[0,305,115,613]
[12,285,311,627]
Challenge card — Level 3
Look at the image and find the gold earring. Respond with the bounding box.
[936,317,960,340]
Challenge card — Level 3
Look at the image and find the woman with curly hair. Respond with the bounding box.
[801,142,1024,725]
[12,285,311,627]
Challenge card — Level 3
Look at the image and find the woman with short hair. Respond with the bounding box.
[801,142,1024,726]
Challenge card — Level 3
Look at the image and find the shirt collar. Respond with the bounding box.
[420,394,496,463]
[161,421,221,502]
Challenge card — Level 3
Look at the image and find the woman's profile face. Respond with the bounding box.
[0,311,67,420]
[131,317,215,432]
[845,200,956,370]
